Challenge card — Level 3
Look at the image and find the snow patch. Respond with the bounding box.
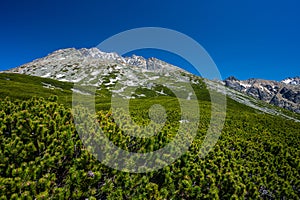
[41,73,51,78]
[41,82,63,90]
[240,82,251,88]
[156,89,166,95]
[71,88,91,95]
[136,94,146,97]
[91,70,101,76]
[56,74,65,78]
[148,76,160,80]
[112,86,127,93]
[179,119,189,123]
[282,79,292,84]
[187,92,192,100]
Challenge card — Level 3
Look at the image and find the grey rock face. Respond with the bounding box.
[5,47,197,100]
[4,47,300,116]
[7,48,188,84]
[224,77,300,113]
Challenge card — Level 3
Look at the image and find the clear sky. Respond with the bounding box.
[1,0,299,81]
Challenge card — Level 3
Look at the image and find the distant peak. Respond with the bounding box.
[130,54,146,59]
[225,76,239,81]
[281,76,300,85]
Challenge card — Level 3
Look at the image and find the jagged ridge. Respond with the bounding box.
[224,76,300,113]
[4,47,300,118]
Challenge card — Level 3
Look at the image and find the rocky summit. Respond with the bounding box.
[4,47,300,118]
[7,48,200,100]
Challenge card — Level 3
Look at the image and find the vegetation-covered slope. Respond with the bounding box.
[0,73,74,106]
[0,73,299,199]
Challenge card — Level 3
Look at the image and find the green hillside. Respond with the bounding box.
[0,73,74,106]
[0,73,299,199]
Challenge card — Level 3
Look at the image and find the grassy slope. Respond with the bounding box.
[0,73,299,120]
[0,73,299,199]
[0,73,74,106]
[1,72,299,120]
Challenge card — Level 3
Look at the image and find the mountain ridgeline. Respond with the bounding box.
[6,47,300,116]
[225,76,300,113]
[0,48,299,199]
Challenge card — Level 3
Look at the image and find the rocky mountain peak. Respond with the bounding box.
[224,76,300,113]
[6,47,192,98]
[281,76,300,86]
[4,47,300,115]
[225,76,239,81]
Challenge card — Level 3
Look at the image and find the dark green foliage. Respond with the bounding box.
[0,73,73,106]
[0,73,299,199]
[0,96,299,199]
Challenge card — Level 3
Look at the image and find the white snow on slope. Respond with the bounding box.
[71,88,91,95]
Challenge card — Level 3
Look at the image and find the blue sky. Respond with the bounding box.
[1,0,299,81]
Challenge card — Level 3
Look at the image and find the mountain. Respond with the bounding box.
[8,48,187,84]
[7,48,197,100]
[224,76,300,113]
[4,48,300,121]
[281,77,300,85]
[1,48,300,199]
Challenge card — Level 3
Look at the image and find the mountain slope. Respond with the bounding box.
[8,48,188,84]
[206,80,300,122]
[0,73,73,105]
[1,77,300,199]
[7,48,198,102]
[224,76,300,113]
[1,49,300,199]
[5,47,299,122]
[281,76,300,85]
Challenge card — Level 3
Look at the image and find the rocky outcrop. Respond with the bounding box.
[224,76,300,113]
